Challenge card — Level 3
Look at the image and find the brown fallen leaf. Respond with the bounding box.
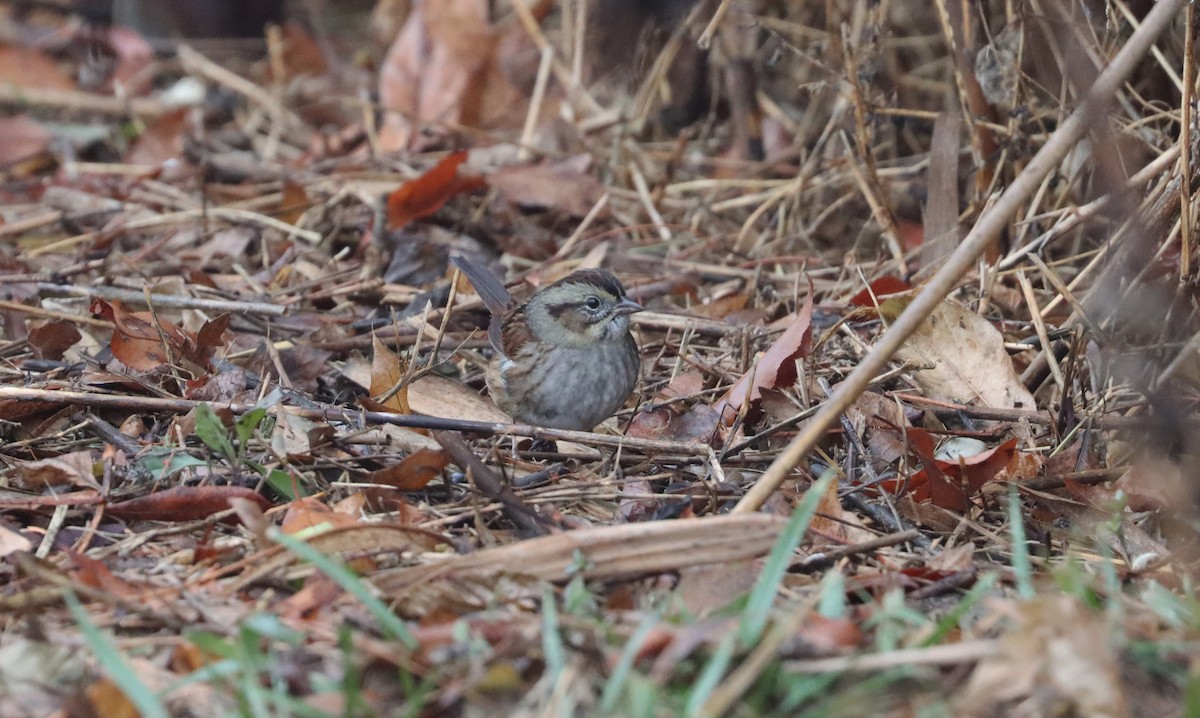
[713,282,814,425]
[489,159,605,218]
[10,451,98,491]
[376,0,546,150]
[0,115,53,168]
[365,334,411,413]
[365,448,451,492]
[0,44,74,91]
[847,275,911,307]
[126,107,190,166]
[26,319,82,361]
[89,299,228,373]
[107,486,271,522]
[957,596,1132,718]
[891,297,1036,414]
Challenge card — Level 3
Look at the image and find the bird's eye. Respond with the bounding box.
[584,296,602,310]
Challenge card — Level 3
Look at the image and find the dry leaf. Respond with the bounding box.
[0,44,74,91]
[107,486,271,522]
[377,0,539,150]
[0,115,53,167]
[892,298,1036,412]
[408,374,509,423]
[127,107,190,166]
[10,451,98,490]
[27,319,82,360]
[385,150,486,229]
[367,335,411,413]
[365,448,451,492]
[489,160,605,217]
[713,284,814,425]
[958,596,1132,717]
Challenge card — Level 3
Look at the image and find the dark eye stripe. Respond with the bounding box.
[546,300,610,324]
[545,302,576,318]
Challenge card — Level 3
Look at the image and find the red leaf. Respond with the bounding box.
[848,275,911,307]
[386,150,486,229]
[107,486,271,522]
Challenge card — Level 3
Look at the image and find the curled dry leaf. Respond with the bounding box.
[847,275,911,307]
[10,451,99,490]
[878,433,1043,511]
[89,299,228,373]
[376,0,543,150]
[365,447,451,492]
[712,283,814,425]
[27,319,81,360]
[366,335,411,413]
[281,496,360,535]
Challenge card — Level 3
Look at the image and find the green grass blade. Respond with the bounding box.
[600,611,659,713]
[685,632,737,717]
[541,584,566,677]
[1008,484,1035,599]
[270,528,417,648]
[64,591,170,718]
[739,470,836,645]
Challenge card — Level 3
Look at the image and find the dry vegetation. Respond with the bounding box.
[0,0,1198,716]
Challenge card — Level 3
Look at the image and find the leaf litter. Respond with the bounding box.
[0,1,1197,716]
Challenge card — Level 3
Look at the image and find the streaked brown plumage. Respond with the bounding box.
[452,256,642,430]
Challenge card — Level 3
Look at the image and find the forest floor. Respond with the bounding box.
[0,1,1197,716]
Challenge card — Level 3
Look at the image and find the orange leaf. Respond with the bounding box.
[126,107,189,166]
[277,179,310,226]
[90,298,193,371]
[848,275,911,307]
[367,335,411,413]
[366,448,451,491]
[385,150,486,229]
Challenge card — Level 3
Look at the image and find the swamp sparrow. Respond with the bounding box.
[452,256,643,430]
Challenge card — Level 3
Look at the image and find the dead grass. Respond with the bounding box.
[0,1,1197,716]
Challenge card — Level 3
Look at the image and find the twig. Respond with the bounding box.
[37,284,286,317]
[697,0,732,50]
[792,529,922,573]
[782,639,1001,674]
[24,207,320,259]
[0,298,111,328]
[0,84,165,117]
[0,387,713,455]
[434,431,550,536]
[731,0,1188,514]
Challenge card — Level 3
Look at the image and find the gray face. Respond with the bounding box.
[528,270,642,347]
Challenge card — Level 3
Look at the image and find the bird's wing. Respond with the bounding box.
[451,255,512,316]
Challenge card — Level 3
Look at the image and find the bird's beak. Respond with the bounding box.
[614,297,644,315]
